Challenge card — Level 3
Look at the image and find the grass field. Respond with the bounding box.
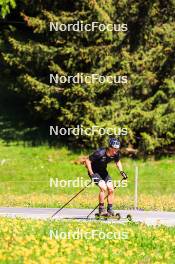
[1,95,175,264]
[0,217,175,264]
[0,140,175,210]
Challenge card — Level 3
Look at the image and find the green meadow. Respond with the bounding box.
[0,140,174,210]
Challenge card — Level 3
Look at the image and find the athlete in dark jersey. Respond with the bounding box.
[85,138,127,216]
[89,147,120,178]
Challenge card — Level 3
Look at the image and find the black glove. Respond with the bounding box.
[120,171,128,180]
[90,173,100,184]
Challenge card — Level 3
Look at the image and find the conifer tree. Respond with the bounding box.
[1,0,175,153]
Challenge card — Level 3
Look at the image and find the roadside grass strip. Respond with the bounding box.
[0,218,175,263]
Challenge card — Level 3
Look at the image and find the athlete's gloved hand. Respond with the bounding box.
[91,173,100,184]
[120,171,128,180]
[91,173,99,179]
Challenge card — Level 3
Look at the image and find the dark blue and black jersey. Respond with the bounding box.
[89,148,120,177]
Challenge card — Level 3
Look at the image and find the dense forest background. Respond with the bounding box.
[0,0,175,155]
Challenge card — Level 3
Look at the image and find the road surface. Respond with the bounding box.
[0,208,175,226]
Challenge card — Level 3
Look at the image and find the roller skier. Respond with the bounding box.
[85,138,128,217]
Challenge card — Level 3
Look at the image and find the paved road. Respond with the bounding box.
[0,208,175,226]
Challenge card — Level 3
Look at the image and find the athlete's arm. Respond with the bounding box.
[116,160,128,179]
[116,160,123,171]
[85,158,94,176]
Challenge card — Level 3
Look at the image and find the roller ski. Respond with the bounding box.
[95,211,132,221]
[94,206,109,219]
[114,212,132,221]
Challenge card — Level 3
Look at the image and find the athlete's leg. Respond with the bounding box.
[106,180,114,204]
[98,180,107,214]
[106,177,114,215]
[98,180,107,203]
[91,173,108,214]
[91,173,107,203]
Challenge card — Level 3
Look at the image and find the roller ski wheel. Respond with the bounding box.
[95,213,100,220]
[95,213,108,220]
[126,214,132,221]
[115,213,121,220]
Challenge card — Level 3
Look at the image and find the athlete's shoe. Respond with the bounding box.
[107,208,115,216]
[99,207,107,216]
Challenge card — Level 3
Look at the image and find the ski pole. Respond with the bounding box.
[86,178,126,219]
[51,180,92,218]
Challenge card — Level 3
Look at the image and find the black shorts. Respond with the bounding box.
[91,173,112,186]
